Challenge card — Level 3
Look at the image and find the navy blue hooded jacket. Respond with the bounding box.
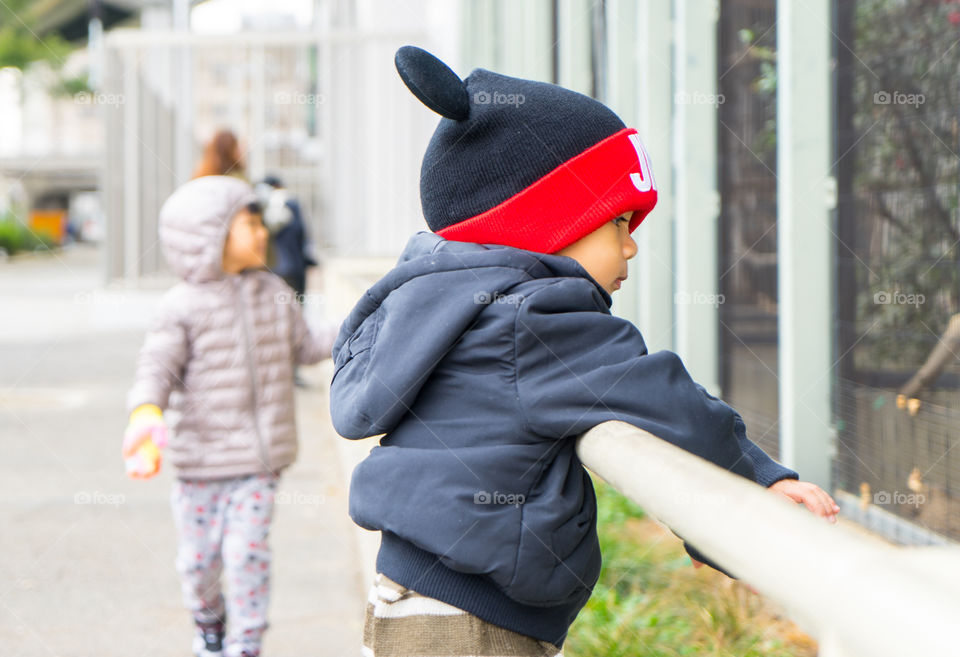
[330,231,798,646]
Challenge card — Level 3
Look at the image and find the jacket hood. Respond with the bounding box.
[159,176,259,283]
[330,231,610,439]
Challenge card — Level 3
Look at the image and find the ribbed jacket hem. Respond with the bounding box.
[375,531,587,648]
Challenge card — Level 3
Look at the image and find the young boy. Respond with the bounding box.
[330,47,839,657]
[123,175,339,657]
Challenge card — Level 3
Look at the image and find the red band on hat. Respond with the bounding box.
[436,127,658,253]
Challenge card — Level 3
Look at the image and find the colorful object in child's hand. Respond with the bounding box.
[125,439,162,478]
[122,403,168,479]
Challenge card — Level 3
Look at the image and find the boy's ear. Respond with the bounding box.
[395,46,470,121]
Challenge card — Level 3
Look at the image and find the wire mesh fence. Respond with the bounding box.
[835,0,960,544]
[718,0,780,459]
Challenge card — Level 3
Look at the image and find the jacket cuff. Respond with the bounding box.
[681,540,737,579]
[752,457,799,488]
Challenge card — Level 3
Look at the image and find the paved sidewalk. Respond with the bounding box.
[0,245,367,656]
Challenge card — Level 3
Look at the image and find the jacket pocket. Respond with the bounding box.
[505,449,602,606]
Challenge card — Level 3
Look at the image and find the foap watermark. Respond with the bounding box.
[873,90,925,108]
[873,290,924,307]
[674,291,725,307]
[275,490,326,506]
[74,490,125,507]
[472,90,525,107]
[474,490,525,507]
[474,291,525,306]
[274,91,325,106]
[873,490,925,508]
[274,291,324,307]
[74,91,125,107]
[674,90,725,107]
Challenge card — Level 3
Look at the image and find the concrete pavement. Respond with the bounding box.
[0,245,369,656]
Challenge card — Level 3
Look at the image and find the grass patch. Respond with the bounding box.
[564,478,817,657]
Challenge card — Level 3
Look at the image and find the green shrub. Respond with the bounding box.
[564,478,815,657]
[0,211,54,255]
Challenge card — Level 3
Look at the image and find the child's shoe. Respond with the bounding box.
[192,620,225,657]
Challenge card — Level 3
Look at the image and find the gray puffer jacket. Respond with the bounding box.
[127,176,337,480]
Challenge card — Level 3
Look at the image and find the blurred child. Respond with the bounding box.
[123,176,339,657]
[330,47,840,657]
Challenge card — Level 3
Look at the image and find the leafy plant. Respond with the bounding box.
[564,479,816,657]
[0,0,72,70]
[0,210,54,255]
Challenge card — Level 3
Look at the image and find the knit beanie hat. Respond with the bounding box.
[395,45,658,254]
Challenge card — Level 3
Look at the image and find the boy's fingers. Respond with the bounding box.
[813,486,840,518]
[804,487,838,522]
[771,482,840,522]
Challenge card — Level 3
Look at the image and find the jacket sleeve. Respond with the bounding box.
[516,279,756,479]
[290,299,340,365]
[514,279,798,578]
[677,385,799,576]
[126,295,189,415]
[695,384,799,488]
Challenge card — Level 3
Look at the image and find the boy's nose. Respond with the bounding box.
[623,235,638,260]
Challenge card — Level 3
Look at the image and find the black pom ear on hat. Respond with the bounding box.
[395,46,470,121]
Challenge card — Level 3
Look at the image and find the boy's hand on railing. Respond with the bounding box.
[690,479,840,592]
[768,479,840,523]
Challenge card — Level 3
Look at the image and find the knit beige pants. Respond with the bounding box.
[362,573,563,657]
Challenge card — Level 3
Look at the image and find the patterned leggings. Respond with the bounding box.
[171,473,278,655]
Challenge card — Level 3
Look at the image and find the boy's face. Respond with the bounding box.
[222,207,268,274]
[554,212,638,294]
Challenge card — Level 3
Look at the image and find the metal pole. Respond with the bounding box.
[673,0,720,393]
[777,0,834,489]
[635,0,675,353]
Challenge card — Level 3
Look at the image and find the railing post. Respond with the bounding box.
[776,0,834,489]
[673,0,721,393]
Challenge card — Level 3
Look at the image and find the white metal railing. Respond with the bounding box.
[576,420,960,657]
